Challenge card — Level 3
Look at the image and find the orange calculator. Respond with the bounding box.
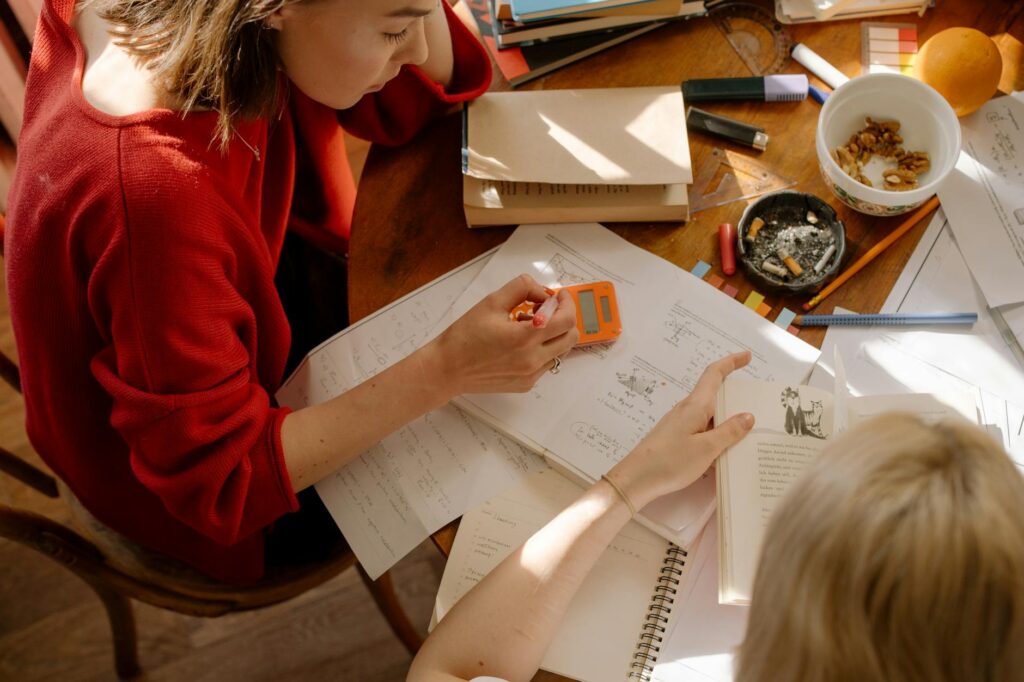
[513,281,622,347]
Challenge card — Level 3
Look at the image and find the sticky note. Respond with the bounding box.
[744,291,765,311]
[775,308,797,329]
[722,284,740,299]
[868,26,899,40]
[692,260,711,279]
[898,28,917,41]
[869,39,901,53]
[756,302,772,317]
[706,274,724,289]
[787,325,801,336]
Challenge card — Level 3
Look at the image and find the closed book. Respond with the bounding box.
[465,0,665,87]
[462,87,693,226]
[511,0,666,22]
[494,0,705,47]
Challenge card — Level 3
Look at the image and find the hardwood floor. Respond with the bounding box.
[0,135,443,681]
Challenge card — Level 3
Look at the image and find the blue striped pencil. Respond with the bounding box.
[794,312,978,327]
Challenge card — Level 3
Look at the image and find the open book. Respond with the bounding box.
[715,351,980,605]
[434,468,749,682]
[445,223,820,550]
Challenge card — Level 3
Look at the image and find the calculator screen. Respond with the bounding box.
[578,289,600,334]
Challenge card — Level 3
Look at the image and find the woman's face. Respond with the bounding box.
[271,0,436,109]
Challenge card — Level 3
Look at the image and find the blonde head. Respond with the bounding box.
[737,413,1024,682]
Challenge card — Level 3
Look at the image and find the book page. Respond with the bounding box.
[276,250,545,579]
[717,377,833,604]
[433,468,674,682]
[447,224,820,548]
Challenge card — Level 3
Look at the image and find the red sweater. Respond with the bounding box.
[5,0,490,582]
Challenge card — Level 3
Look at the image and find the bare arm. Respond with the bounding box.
[408,353,756,682]
[281,276,578,491]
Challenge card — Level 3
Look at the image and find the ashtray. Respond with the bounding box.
[736,190,846,295]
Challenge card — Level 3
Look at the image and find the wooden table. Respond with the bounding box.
[348,3,1022,678]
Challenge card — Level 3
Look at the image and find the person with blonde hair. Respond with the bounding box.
[410,391,1024,681]
[5,0,577,583]
[738,412,1024,682]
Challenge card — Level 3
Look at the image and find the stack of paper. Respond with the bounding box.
[462,88,693,226]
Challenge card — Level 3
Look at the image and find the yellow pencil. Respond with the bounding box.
[803,195,941,311]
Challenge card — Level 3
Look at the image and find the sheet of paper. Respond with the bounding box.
[809,213,1024,469]
[937,92,1024,307]
[652,521,749,682]
[276,250,545,579]
[447,224,820,548]
[465,88,692,185]
[433,468,675,682]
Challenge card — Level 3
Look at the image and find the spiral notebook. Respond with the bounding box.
[431,468,691,681]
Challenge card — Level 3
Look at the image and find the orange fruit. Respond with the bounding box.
[913,27,1002,117]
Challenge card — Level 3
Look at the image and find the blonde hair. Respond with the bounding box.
[737,413,1024,682]
[90,0,301,149]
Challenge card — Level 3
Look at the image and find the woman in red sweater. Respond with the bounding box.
[5,0,578,582]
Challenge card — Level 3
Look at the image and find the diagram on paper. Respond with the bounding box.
[536,252,596,287]
[616,366,659,405]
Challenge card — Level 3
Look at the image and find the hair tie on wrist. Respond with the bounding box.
[601,473,637,517]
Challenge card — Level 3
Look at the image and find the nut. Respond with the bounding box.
[832,117,928,192]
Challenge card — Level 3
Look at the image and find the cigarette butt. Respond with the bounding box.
[778,248,804,276]
[814,244,837,273]
[745,217,765,242]
[762,260,789,278]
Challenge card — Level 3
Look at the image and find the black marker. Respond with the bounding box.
[685,107,769,151]
[682,75,808,103]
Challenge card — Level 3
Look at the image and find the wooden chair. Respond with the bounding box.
[0,228,423,680]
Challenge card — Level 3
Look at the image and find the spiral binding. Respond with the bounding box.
[627,544,687,681]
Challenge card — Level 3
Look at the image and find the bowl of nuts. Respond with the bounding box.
[815,73,961,216]
[736,190,846,295]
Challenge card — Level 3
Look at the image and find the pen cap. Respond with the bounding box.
[764,74,808,102]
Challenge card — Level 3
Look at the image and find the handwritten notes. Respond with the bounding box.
[276,250,545,579]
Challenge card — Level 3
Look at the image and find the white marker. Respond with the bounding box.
[791,43,850,90]
[532,294,559,328]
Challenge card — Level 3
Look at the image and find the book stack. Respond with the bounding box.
[465,0,706,87]
[461,87,693,226]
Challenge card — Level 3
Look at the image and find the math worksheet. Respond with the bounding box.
[938,92,1024,307]
[276,250,545,579]
[445,223,820,547]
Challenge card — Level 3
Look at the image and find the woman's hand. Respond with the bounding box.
[606,352,755,511]
[428,274,579,396]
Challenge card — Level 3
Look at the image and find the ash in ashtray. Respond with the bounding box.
[743,212,838,286]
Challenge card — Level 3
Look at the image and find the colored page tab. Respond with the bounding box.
[775,307,797,329]
[692,260,712,279]
[868,26,899,40]
[755,302,772,317]
[706,274,724,289]
[744,291,765,311]
[722,284,740,299]
[898,27,917,41]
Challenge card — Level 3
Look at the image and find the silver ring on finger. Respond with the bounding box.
[548,356,562,374]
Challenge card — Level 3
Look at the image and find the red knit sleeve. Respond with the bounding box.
[87,151,299,547]
[338,1,492,145]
